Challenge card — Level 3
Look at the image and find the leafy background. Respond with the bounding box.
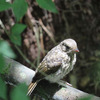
[0,0,100,100]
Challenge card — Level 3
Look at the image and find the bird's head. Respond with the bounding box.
[60,38,79,53]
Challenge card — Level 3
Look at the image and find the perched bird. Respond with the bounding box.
[27,38,79,96]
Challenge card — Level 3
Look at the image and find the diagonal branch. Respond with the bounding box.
[2,57,100,100]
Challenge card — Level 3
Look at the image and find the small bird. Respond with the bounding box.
[27,38,79,96]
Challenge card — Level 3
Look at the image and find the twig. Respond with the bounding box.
[0,19,36,68]
[33,25,41,67]
[14,45,36,68]
[40,27,45,56]
[39,19,55,43]
[25,8,55,43]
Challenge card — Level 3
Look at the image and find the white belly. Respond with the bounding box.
[45,53,76,83]
[45,63,72,83]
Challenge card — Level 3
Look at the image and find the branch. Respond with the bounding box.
[2,57,100,100]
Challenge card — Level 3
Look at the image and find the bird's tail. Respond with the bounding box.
[27,81,38,96]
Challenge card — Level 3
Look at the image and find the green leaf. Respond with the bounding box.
[0,40,16,58]
[10,23,26,46]
[0,78,7,99]
[11,83,29,100]
[0,54,5,73]
[0,0,11,11]
[89,62,100,82]
[79,95,93,100]
[36,0,58,13]
[12,0,28,21]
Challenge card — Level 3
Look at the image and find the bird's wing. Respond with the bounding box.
[33,51,69,81]
[33,59,62,81]
[27,50,69,95]
[27,55,65,95]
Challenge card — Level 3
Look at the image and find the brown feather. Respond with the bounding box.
[27,82,38,96]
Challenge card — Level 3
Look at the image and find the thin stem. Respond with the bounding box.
[14,45,35,68]
[33,25,41,67]
[0,19,36,68]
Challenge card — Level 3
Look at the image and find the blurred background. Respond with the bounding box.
[0,0,100,99]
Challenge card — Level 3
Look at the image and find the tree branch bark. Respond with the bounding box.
[2,57,100,100]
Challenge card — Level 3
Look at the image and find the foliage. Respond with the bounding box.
[0,79,30,100]
[0,0,57,15]
[89,62,100,91]
[10,83,29,100]
[0,40,16,58]
[12,0,28,22]
[0,0,57,99]
[0,0,11,11]
[10,24,26,46]
[0,54,5,73]
[0,40,16,73]
[79,95,92,100]
[36,0,58,13]
[90,62,100,82]
[0,78,7,100]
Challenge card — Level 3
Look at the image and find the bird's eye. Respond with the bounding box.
[62,43,70,51]
[65,45,70,50]
[62,43,70,49]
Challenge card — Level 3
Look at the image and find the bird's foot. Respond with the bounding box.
[57,80,72,87]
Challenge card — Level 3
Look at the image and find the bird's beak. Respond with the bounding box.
[74,48,79,52]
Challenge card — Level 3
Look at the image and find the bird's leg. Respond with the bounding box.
[57,80,72,87]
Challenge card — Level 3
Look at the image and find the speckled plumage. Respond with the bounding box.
[27,39,79,96]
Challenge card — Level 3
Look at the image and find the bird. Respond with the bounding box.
[27,38,79,96]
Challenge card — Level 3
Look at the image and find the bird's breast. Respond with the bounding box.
[45,63,71,83]
[45,54,75,83]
